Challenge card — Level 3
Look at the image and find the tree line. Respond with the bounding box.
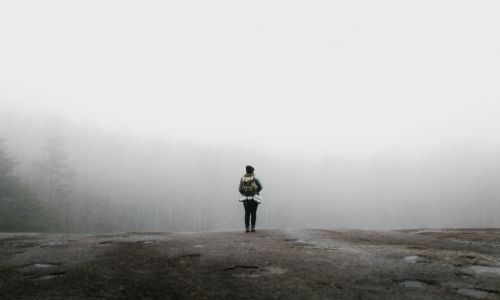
[0,137,73,232]
[2,115,500,233]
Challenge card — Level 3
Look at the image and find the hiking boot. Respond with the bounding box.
[251,227,256,232]
[245,227,250,233]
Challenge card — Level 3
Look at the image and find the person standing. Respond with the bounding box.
[239,165,263,232]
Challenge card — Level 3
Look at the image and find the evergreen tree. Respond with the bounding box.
[37,136,74,232]
[0,139,42,231]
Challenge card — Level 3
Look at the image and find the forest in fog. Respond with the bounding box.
[1,1,499,233]
[1,109,499,233]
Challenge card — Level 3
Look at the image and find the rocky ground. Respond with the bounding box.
[1,228,500,299]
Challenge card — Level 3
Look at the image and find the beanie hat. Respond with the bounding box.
[245,165,254,174]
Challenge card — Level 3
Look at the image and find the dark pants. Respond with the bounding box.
[243,201,259,228]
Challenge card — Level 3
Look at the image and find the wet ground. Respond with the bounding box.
[1,228,500,299]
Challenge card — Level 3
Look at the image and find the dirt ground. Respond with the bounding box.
[1,228,500,299]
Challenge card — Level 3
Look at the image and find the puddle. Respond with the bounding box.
[404,255,433,264]
[266,266,286,275]
[337,247,362,254]
[135,240,154,245]
[470,265,500,276]
[455,272,473,279]
[304,246,320,250]
[178,254,201,259]
[224,265,259,271]
[4,252,24,255]
[414,229,443,234]
[33,272,67,281]
[39,241,65,248]
[14,242,39,249]
[233,273,261,278]
[226,265,260,278]
[22,263,60,268]
[33,264,57,268]
[35,275,59,281]
[457,288,495,299]
[99,241,113,245]
[399,280,428,288]
[228,266,286,278]
[406,245,427,250]
[403,256,419,264]
[286,239,316,247]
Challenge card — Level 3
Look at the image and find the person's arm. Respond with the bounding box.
[254,177,263,194]
[238,178,243,194]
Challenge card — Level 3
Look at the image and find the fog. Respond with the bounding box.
[1,1,499,232]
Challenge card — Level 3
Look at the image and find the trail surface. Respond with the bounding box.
[1,228,500,299]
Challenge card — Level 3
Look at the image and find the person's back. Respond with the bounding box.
[238,165,263,232]
[240,174,261,196]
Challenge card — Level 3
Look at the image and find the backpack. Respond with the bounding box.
[241,176,258,195]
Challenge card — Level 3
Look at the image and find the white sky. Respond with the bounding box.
[1,1,499,156]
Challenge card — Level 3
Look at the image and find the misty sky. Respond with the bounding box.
[1,1,499,156]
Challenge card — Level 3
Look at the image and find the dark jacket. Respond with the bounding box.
[238,173,263,196]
